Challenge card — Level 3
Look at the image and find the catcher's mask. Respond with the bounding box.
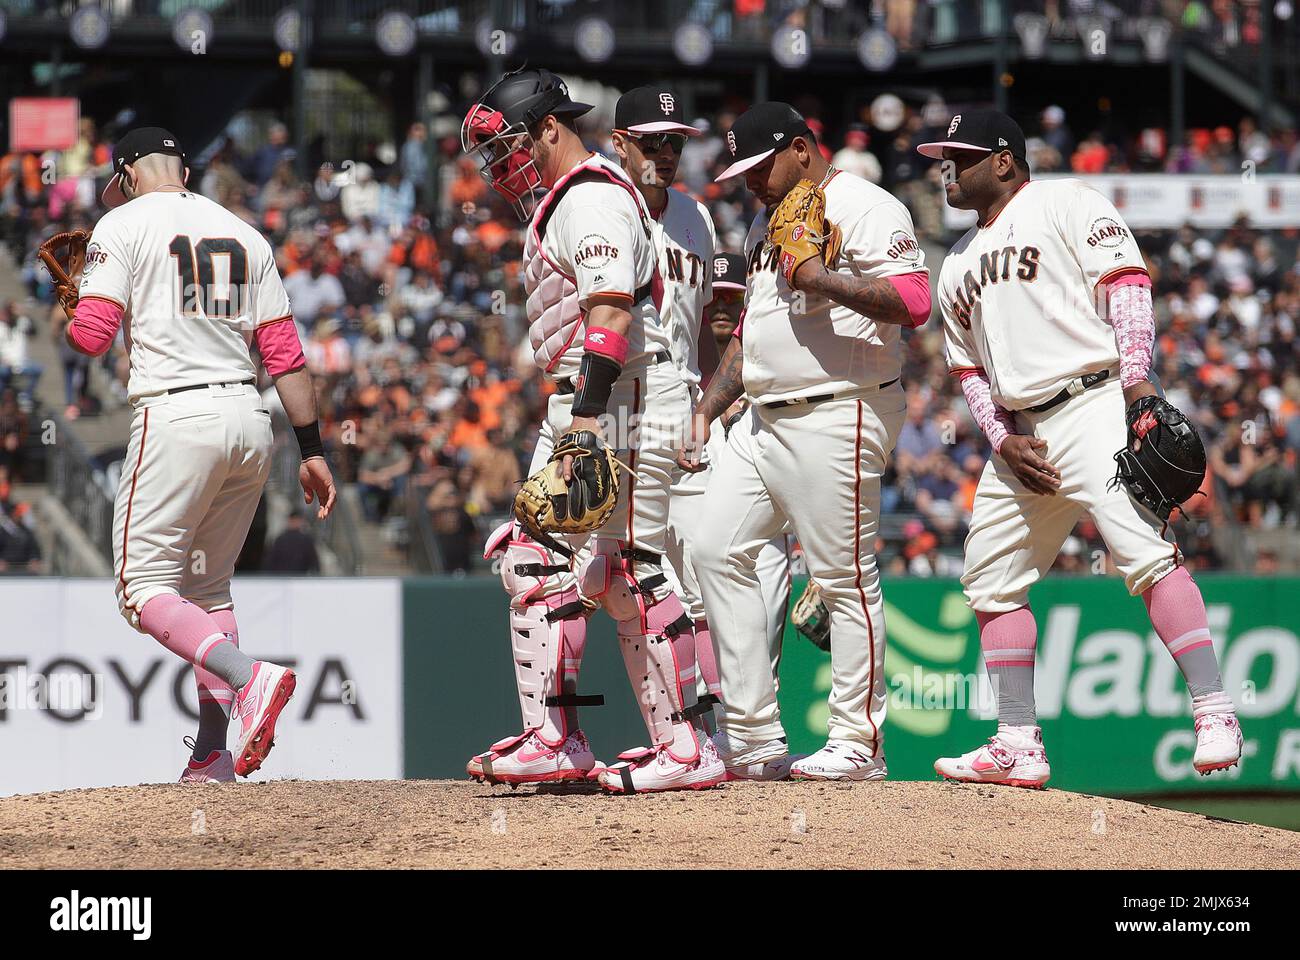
[461,67,593,221]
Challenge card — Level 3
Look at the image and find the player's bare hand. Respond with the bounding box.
[561,416,602,481]
[1000,435,1061,496]
[300,456,337,519]
[676,412,711,473]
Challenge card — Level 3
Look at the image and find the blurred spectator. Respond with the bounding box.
[358,430,412,522]
[0,464,41,572]
[832,126,882,184]
[283,253,345,331]
[263,512,320,574]
[247,122,293,187]
[0,302,40,405]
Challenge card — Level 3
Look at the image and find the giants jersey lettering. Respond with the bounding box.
[938,178,1148,410]
[739,170,925,405]
[78,191,290,401]
[524,153,669,380]
[653,189,716,387]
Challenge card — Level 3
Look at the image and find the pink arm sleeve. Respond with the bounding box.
[1106,275,1155,388]
[69,297,125,356]
[887,271,932,327]
[958,368,1017,455]
[254,316,307,376]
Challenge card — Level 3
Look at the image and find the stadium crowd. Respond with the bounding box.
[2,96,1298,575]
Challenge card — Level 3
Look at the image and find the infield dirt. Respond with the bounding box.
[2,778,1294,869]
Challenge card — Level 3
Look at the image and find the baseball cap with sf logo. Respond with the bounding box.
[101,126,189,208]
[614,86,701,135]
[714,102,812,181]
[917,109,1026,161]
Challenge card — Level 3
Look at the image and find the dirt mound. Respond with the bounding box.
[1,779,1293,869]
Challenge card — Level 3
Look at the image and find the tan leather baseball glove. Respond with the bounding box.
[39,229,90,322]
[514,430,623,537]
[766,179,842,290]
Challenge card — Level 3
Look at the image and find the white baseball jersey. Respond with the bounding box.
[79,190,290,402]
[527,153,671,379]
[740,169,925,405]
[653,189,716,387]
[937,178,1148,410]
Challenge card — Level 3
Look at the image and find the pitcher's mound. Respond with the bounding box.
[1,779,1293,869]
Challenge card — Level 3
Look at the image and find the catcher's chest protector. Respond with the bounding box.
[522,157,649,377]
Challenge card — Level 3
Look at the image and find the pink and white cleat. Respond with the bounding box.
[598,737,727,794]
[1193,713,1243,774]
[231,661,296,777]
[180,749,236,784]
[790,739,887,782]
[467,730,598,787]
[935,726,1050,789]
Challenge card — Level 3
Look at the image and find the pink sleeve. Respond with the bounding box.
[69,296,125,356]
[887,271,932,327]
[1107,277,1155,388]
[254,316,307,376]
[958,368,1017,455]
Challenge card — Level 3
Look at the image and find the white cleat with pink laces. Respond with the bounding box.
[232,661,296,777]
[935,726,1050,789]
[1193,712,1243,774]
[467,730,599,787]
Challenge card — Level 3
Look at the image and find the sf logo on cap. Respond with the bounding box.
[659,93,675,114]
[948,114,962,136]
[726,130,737,155]
[714,257,728,277]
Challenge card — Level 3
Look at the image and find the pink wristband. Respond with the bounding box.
[584,326,628,365]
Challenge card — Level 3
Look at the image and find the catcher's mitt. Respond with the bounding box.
[791,579,830,652]
[513,430,622,537]
[766,178,842,290]
[39,230,90,322]
[1110,395,1206,521]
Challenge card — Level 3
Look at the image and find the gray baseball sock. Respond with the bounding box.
[203,641,254,694]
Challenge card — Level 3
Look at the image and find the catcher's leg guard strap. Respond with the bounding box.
[618,594,701,763]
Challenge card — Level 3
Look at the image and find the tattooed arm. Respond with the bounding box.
[676,335,744,472]
[792,260,921,326]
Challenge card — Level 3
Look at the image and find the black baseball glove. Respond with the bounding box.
[1110,396,1206,521]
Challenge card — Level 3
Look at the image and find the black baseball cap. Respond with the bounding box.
[102,127,188,208]
[917,110,1026,161]
[715,102,812,181]
[614,86,701,135]
[710,252,746,294]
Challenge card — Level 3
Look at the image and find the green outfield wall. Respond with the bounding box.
[403,575,1300,794]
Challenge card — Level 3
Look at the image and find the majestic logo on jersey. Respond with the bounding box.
[945,245,1042,329]
[727,131,737,155]
[659,93,675,114]
[575,233,619,269]
[948,115,962,136]
[1086,216,1131,249]
[886,230,920,262]
[82,242,108,276]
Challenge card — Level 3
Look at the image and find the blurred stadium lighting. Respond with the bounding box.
[574,17,616,64]
[474,17,518,57]
[857,28,898,73]
[172,9,214,53]
[1013,13,1048,59]
[274,8,302,53]
[1138,18,1173,62]
[771,25,810,69]
[70,7,110,51]
[673,23,713,67]
[376,11,417,57]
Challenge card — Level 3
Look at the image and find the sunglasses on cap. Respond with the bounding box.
[618,130,688,153]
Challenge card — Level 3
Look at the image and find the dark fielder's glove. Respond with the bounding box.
[39,229,90,322]
[513,430,622,537]
[1110,396,1206,521]
[791,579,830,651]
[766,178,842,289]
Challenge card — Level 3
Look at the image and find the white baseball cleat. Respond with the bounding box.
[934,726,1051,789]
[179,749,235,784]
[467,730,598,787]
[726,753,805,782]
[790,739,887,781]
[712,734,801,781]
[231,661,296,777]
[599,736,726,794]
[1193,712,1243,774]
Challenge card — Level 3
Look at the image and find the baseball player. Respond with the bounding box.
[56,127,336,782]
[683,103,932,781]
[920,110,1242,788]
[462,68,724,793]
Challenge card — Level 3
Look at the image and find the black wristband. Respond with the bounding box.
[571,352,622,418]
[293,422,325,460]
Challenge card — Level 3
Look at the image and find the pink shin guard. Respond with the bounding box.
[1143,566,1213,659]
[976,607,1038,668]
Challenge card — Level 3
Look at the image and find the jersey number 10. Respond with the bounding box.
[169,235,249,319]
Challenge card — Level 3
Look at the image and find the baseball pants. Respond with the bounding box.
[114,382,272,629]
[962,377,1180,613]
[694,381,906,753]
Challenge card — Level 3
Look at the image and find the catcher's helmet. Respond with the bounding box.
[462,67,593,220]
